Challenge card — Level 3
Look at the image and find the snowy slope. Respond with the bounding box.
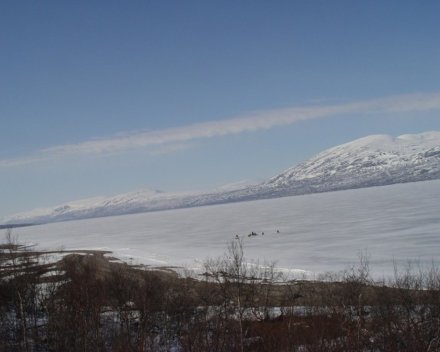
[2,131,439,225]
[241,131,440,198]
[5,179,440,279]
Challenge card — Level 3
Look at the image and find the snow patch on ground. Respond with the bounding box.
[3,180,440,279]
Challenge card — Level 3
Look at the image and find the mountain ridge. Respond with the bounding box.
[2,131,439,225]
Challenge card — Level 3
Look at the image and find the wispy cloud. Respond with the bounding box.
[148,142,195,156]
[2,92,440,169]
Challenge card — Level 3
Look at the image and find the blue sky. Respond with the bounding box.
[1,1,440,218]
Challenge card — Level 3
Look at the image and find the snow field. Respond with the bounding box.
[4,179,440,279]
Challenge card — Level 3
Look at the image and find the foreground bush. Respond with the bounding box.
[1,233,440,351]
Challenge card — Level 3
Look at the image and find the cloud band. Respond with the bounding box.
[2,92,440,168]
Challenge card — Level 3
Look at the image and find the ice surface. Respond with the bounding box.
[4,180,440,279]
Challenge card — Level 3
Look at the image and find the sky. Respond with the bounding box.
[1,1,440,218]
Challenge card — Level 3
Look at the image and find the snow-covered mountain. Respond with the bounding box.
[243,131,440,199]
[2,131,439,225]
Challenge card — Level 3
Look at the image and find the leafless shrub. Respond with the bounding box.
[1,233,440,352]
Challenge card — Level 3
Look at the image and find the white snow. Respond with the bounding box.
[3,180,440,280]
[2,131,439,225]
[266,131,440,185]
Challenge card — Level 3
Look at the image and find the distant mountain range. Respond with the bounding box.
[2,131,439,225]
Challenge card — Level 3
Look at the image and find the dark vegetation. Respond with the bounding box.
[1,229,440,351]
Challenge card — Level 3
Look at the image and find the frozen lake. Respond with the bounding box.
[4,180,440,279]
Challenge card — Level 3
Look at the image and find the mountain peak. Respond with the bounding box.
[2,131,439,225]
[263,131,440,191]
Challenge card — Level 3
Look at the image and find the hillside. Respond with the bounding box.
[242,131,440,199]
[2,131,439,225]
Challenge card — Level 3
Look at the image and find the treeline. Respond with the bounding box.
[1,231,440,351]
